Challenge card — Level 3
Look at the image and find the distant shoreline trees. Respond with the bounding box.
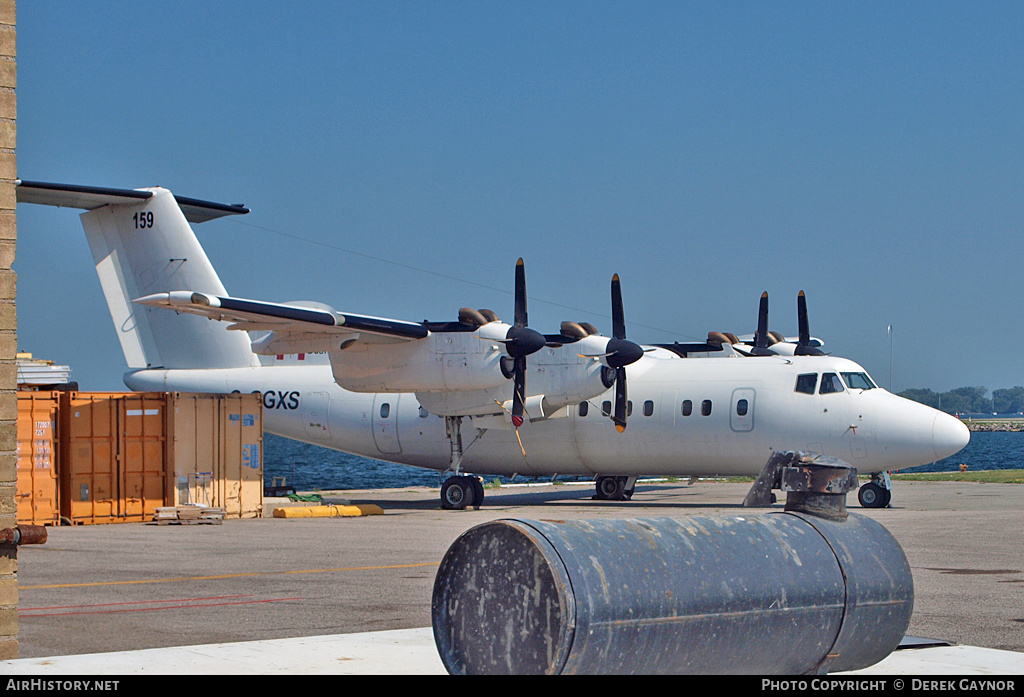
[897,386,1024,415]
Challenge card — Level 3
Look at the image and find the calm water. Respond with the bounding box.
[262,430,1022,492]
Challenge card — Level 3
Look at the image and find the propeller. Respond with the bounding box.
[501,258,545,428]
[605,274,645,432]
[751,291,775,356]
[794,290,825,356]
[741,290,824,357]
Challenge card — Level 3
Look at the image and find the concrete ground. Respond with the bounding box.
[5,478,1023,671]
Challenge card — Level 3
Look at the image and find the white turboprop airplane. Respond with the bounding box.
[16,180,970,510]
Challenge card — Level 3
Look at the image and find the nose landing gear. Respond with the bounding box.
[858,472,892,508]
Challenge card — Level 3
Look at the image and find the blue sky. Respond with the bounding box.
[14,2,1024,393]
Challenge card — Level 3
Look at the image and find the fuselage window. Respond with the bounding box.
[701,400,712,416]
[681,399,692,416]
[380,403,391,418]
[627,401,633,417]
[819,373,845,394]
[579,401,589,417]
[796,373,818,394]
[418,406,429,418]
[841,372,876,390]
[643,400,654,417]
[736,399,748,416]
[602,400,612,417]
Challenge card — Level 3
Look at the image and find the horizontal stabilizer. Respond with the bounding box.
[15,180,249,223]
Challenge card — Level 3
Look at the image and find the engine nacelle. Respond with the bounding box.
[305,321,648,421]
[326,323,515,393]
[415,337,618,418]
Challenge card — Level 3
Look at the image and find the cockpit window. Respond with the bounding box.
[795,373,817,394]
[841,372,877,390]
[819,373,844,394]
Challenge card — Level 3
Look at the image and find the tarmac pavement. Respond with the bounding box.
[4,478,1024,672]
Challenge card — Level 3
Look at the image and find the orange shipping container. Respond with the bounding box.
[58,392,168,524]
[168,392,263,519]
[16,392,60,525]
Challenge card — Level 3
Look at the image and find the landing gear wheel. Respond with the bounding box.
[858,482,891,509]
[441,476,476,510]
[595,476,627,501]
[470,477,485,510]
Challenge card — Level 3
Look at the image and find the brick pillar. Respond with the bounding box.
[0,0,15,661]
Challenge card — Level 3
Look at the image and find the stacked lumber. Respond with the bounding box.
[153,505,226,525]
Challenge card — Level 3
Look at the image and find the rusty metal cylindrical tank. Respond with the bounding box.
[432,458,913,675]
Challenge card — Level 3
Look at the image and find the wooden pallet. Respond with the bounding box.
[153,506,226,525]
[154,518,223,525]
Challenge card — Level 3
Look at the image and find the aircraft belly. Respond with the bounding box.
[459,419,588,476]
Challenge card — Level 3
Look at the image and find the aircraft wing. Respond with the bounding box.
[134,291,428,352]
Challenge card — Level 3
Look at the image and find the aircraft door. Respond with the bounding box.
[303,391,331,441]
[730,388,755,432]
[372,393,402,455]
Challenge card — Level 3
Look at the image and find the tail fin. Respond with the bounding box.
[17,181,258,370]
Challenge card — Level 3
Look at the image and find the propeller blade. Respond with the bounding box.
[505,259,542,428]
[611,274,626,340]
[612,367,628,432]
[511,355,526,428]
[504,258,544,358]
[606,274,642,432]
[750,291,773,355]
[514,257,527,328]
[798,290,810,346]
[757,292,769,346]
[794,290,826,356]
[751,291,780,356]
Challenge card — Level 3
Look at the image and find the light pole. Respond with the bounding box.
[888,324,893,391]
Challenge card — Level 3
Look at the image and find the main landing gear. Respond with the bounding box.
[857,472,893,509]
[594,475,637,501]
[440,415,485,510]
[441,475,485,511]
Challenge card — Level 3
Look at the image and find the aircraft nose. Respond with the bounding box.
[876,394,970,468]
[933,410,970,461]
